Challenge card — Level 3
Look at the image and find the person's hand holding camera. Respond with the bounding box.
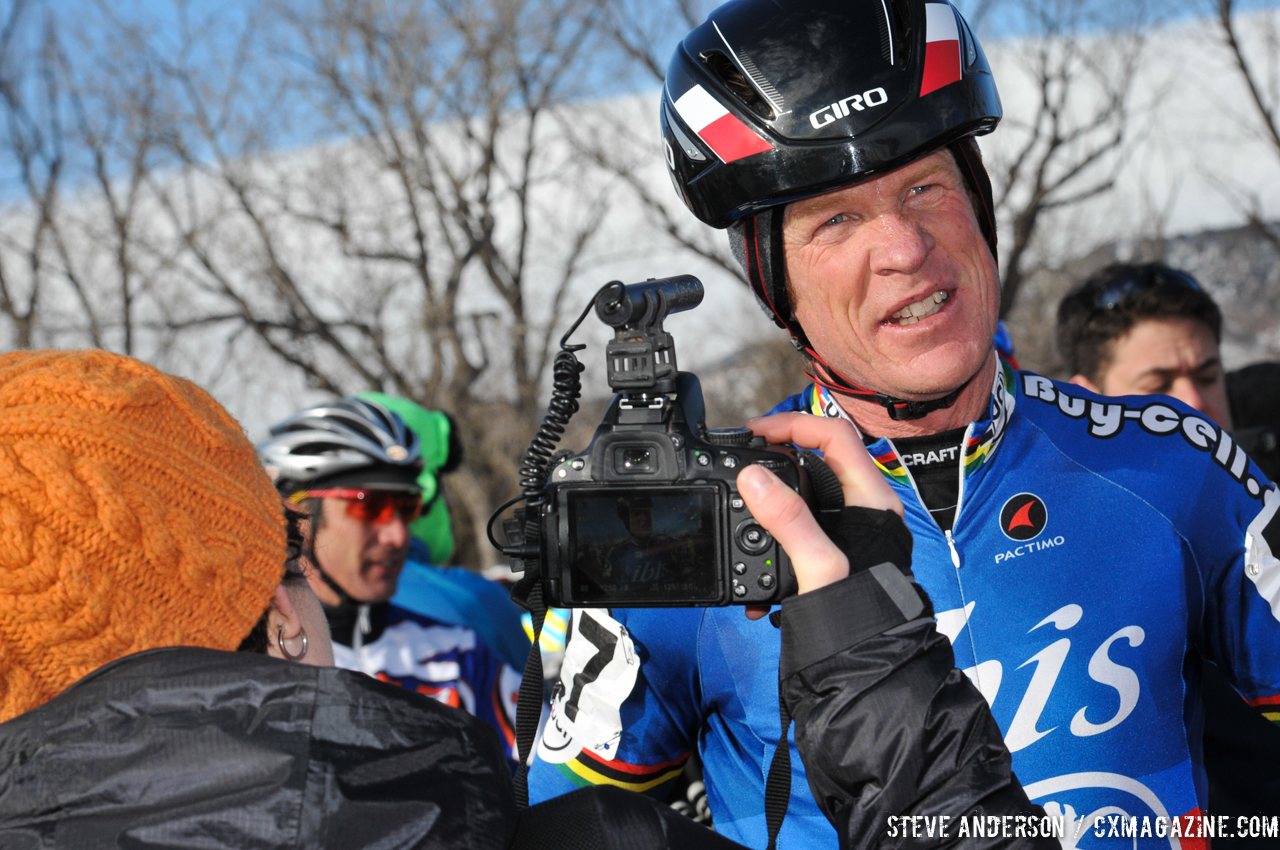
[734,416,1050,850]
[736,412,903,601]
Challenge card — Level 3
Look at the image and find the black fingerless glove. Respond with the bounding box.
[816,506,913,577]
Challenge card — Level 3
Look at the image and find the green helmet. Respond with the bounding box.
[358,392,461,563]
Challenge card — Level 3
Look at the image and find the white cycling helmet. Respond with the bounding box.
[258,397,423,495]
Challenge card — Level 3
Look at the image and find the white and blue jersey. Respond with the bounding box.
[528,362,1280,848]
[329,559,525,768]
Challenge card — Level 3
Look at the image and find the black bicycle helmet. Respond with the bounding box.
[661,0,1003,419]
[258,397,424,495]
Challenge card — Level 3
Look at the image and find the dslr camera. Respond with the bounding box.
[502,276,831,608]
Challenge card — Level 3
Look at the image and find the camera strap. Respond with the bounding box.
[511,581,548,808]
[764,698,794,850]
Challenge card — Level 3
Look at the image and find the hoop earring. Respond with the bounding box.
[276,624,309,661]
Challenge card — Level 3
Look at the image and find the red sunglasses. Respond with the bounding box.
[292,488,422,525]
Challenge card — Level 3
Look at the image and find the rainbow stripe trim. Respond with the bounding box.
[808,385,832,418]
[553,748,689,792]
[811,360,1015,484]
[962,360,1017,473]
[1247,693,1280,723]
[962,432,994,474]
[872,449,910,482]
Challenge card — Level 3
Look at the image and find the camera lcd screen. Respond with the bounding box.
[564,487,720,604]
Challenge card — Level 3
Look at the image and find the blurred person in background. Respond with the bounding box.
[1056,261,1233,428]
[1057,262,1280,844]
[358,392,529,674]
[258,396,522,765]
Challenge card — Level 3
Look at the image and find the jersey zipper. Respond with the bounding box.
[945,529,961,570]
[890,431,978,671]
[885,422,975,541]
[353,603,371,655]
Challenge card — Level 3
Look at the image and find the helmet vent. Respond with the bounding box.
[877,1,893,63]
[885,0,912,65]
[735,51,784,114]
[701,50,776,121]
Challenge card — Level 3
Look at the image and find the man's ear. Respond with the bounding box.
[1070,373,1103,394]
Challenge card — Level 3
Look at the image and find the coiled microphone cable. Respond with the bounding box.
[487,282,620,807]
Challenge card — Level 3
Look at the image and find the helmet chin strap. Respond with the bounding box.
[314,562,358,607]
[297,497,360,609]
[802,342,976,422]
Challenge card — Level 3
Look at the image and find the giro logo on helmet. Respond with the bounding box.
[808,87,890,129]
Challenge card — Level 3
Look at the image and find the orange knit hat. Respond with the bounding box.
[0,350,286,724]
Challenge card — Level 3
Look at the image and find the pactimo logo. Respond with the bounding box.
[996,493,1062,565]
[1000,493,1047,541]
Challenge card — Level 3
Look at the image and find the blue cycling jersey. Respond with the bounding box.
[528,363,1280,848]
[394,548,531,672]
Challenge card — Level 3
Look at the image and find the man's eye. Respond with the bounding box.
[909,184,937,196]
[822,213,847,227]
[1196,367,1223,386]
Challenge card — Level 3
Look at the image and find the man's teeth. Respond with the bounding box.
[891,291,949,325]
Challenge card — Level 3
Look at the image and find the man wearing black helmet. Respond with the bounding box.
[530,0,1280,847]
[259,397,521,764]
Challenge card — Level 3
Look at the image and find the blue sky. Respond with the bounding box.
[5,0,1279,201]
[96,0,1280,34]
[48,0,1280,60]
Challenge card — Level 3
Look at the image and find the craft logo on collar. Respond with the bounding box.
[1000,493,1047,541]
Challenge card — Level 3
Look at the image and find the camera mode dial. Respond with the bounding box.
[704,427,753,447]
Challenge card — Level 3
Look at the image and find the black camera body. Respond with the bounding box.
[523,276,818,608]
[541,373,814,607]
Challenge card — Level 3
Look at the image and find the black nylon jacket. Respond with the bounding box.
[0,647,516,849]
[778,509,1056,850]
